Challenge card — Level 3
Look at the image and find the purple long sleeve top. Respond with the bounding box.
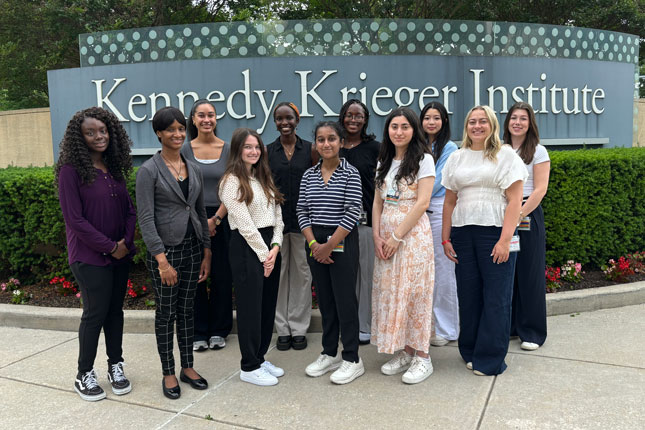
[58,164,137,266]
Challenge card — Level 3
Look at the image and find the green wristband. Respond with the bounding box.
[308,239,317,248]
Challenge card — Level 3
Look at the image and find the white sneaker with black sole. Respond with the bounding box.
[193,340,208,351]
[209,336,226,350]
[74,369,106,401]
[107,362,132,395]
[330,358,365,384]
[240,366,279,386]
[305,354,342,377]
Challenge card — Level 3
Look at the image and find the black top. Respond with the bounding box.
[178,176,196,238]
[340,138,380,227]
[267,135,313,234]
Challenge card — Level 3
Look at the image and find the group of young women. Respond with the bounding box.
[56,96,550,400]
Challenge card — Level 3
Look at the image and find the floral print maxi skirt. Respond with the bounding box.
[371,199,435,354]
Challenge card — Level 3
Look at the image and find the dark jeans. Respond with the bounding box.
[147,234,203,376]
[70,261,130,373]
[306,225,360,363]
[193,206,233,341]
[230,227,281,372]
[511,204,547,345]
[452,225,516,375]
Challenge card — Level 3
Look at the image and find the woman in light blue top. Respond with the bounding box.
[420,102,459,347]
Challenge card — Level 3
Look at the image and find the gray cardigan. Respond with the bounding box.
[135,152,210,256]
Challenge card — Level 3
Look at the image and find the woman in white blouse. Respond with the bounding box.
[503,102,550,351]
[219,128,285,386]
[441,106,528,376]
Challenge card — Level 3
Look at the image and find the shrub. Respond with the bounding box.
[543,148,645,266]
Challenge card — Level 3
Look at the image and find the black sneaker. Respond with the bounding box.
[107,362,132,395]
[74,369,106,401]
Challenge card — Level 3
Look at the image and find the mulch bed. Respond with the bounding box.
[1,266,644,310]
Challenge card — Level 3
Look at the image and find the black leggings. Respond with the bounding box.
[70,262,130,373]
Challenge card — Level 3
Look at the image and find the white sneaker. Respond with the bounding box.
[521,341,539,351]
[402,356,433,384]
[193,340,208,352]
[261,361,284,377]
[466,362,473,370]
[209,336,226,350]
[330,358,365,385]
[430,336,449,347]
[380,350,413,375]
[240,367,278,386]
[305,354,342,377]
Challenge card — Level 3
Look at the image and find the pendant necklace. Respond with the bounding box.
[161,154,184,181]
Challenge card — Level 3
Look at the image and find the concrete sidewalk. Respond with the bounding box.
[1,304,644,429]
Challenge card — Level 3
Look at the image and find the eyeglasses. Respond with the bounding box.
[344,114,365,121]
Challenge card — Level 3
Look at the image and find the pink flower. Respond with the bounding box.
[76,292,81,298]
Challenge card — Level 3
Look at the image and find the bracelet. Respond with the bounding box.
[109,242,118,254]
[391,232,404,243]
[158,264,172,274]
[308,239,317,248]
[271,242,280,249]
[441,239,451,246]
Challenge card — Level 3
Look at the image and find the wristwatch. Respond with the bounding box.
[214,215,222,226]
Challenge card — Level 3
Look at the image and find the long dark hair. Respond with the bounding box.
[375,107,429,190]
[222,128,284,206]
[420,101,451,163]
[187,99,217,140]
[55,107,132,185]
[503,102,540,164]
[338,99,376,142]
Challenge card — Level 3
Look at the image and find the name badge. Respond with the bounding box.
[518,216,531,231]
[509,235,520,252]
[385,184,400,205]
[327,236,345,253]
[358,209,368,225]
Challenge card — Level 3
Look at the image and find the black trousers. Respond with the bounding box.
[306,225,359,363]
[511,204,547,345]
[70,261,130,373]
[147,234,203,376]
[193,206,233,341]
[230,227,281,372]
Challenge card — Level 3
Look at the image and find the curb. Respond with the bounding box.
[1,281,644,334]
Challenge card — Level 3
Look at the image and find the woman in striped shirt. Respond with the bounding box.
[297,121,364,385]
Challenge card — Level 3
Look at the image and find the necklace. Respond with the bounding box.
[161,154,184,181]
[283,144,295,158]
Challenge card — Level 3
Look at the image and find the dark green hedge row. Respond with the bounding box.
[542,147,645,266]
[1,147,644,280]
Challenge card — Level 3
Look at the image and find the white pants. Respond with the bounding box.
[428,197,460,340]
[274,232,312,336]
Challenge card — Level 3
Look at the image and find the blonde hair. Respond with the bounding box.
[461,105,501,161]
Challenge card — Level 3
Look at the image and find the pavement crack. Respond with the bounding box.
[475,376,496,430]
[0,335,76,370]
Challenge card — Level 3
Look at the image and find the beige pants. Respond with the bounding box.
[274,232,313,336]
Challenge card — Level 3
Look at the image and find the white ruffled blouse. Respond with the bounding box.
[441,145,528,227]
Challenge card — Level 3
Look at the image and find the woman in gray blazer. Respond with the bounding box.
[135,106,211,400]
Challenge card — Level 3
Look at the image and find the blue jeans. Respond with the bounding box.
[452,225,516,375]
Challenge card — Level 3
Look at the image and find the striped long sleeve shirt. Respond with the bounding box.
[296,158,363,232]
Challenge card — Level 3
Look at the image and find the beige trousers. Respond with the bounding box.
[274,232,313,336]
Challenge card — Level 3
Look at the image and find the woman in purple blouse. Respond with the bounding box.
[55,107,136,402]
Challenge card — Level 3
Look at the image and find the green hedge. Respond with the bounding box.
[543,147,645,266]
[1,147,644,280]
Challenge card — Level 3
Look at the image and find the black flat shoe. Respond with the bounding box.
[277,335,292,351]
[292,335,307,350]
[180,369,208,390]
[162,378,181,400]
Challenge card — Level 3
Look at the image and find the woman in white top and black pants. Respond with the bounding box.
[442,106,528,376]
[219,128,285,386]
[503,102,550,351]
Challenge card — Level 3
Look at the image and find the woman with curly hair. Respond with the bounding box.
[55,106,136,402]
